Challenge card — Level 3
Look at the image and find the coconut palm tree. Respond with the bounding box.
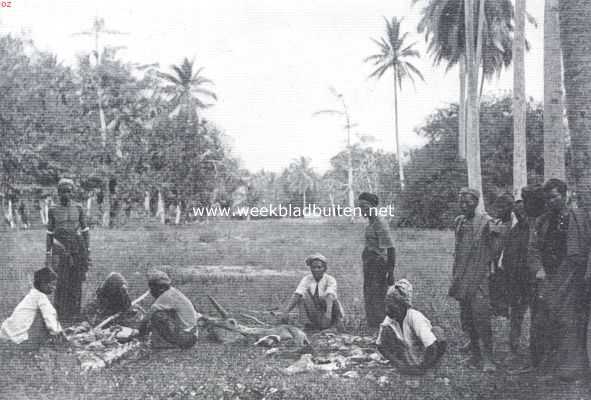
[560,1,591,210]
[544,0,566,181]
[513,0,527,198]
[365,17,424,190]
[158,58,217,127]
[414,0,514,207]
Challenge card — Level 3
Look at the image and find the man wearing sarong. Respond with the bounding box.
[358,192,396,329]
[279,253,345,331]
[0,267,65,350]
[449,187,496,372]
[527,179,591,381]
[46,178,90,323]
[488,193,515,319]
[140,270,200,349]
[377,279,446,375]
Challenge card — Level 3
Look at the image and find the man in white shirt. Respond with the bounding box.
[0,267,65,349]
[377,279,446,375]
[279,253,344,331]
[139,269,201,349]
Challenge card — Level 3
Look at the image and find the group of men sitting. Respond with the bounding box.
[0,253,446,376]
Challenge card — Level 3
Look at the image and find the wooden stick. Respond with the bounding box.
[94,290,150,331]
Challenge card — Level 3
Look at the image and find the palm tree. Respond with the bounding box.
[414,0,514,207]
[560,1,591,210]
[513,0,527,198]
[288,157,315,210]
[158,58,217,127]
[313,87,356,214]
[365,17,424,190]
[544,0,566,181]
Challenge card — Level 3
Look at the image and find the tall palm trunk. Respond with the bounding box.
[98,94,111,228]
[560,1,591,210]
[459,55,467,160]
[465,0,485,210]
[544,0,566,181]
[393,70,405,190]
[513,0,527,199]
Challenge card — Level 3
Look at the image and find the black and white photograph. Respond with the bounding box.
[1,0,591,399]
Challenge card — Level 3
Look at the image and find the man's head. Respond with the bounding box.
[385,279,413,320]
[543,179,567,214]
[57,178,74,206]
[305,253,328,282]
[358,192,379,218]
[147,269,172,299]
[34,267,58,295]
[513,200,527,224]
[492,193,514,222]
[458,187,479,218]
[521,184,545,218]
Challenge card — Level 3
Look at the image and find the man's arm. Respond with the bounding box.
[279,293,303,324]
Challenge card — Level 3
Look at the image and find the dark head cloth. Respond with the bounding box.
[34,267,58,284]
[358,192,379,207]
[459,187,480,200]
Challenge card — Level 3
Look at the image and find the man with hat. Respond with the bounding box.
[139,269,201,349]
[279,253,344,331]
[358,192,396,329]
[1,267,66,349]
[46,178,90,323]
[377,279,446,375]
[449,187,496,372]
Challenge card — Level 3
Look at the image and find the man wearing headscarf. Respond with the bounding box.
[358,192,396,329]
[376,279,446,375]
[83,272,142,328]
[449,187,496,372]
[46,178,90,323]
[279,253,344,331]
[526,179,591,381]
[139,270,201,349]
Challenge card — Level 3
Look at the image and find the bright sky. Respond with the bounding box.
[1,0,544,173]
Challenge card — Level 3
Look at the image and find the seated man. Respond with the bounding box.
[377,279,446,375]
[0,267,65,350]
[83,272,143,328]
[139,270,201,349]
[279,253,344,331]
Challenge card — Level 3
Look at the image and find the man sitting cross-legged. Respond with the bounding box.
[139,270,201,349]
[0,267,66,350]
[280,253,345,331]
[377,279,447,375]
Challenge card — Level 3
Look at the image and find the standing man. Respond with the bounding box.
[358,192,396,329]
[449,187,496,372]
[527,179,591,381]
[46,178,90,323]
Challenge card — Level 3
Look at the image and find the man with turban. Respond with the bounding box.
[376,279,446,375]
[46,178,90,323]
[358,192,396,329]
[279,253,344,331]
[139,270,201,349]
[449,187,496,372]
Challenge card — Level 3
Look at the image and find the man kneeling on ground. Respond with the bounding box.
[139,270,201,349]
[0,267,66,350]
[377,279,446,375]
[280,253,344,331]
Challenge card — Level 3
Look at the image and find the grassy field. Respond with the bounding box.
[0,219,589,400]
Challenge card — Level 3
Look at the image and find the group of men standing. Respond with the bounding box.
[450,179,591,381]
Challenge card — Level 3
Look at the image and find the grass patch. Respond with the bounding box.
[1,220,589,399]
